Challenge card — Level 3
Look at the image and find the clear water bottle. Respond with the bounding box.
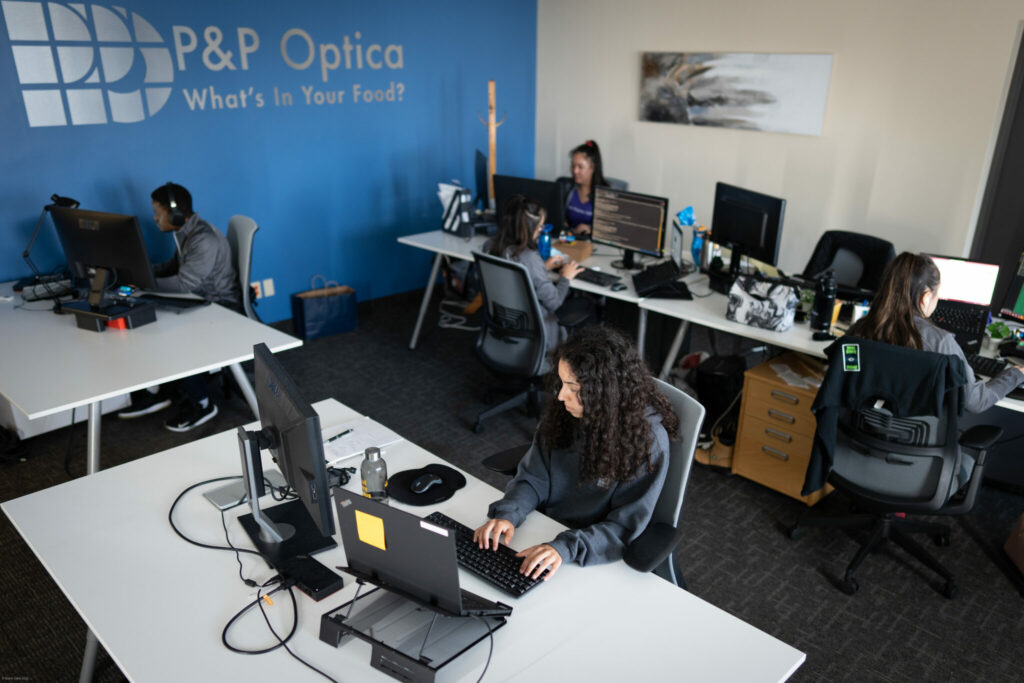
[360,447,388,502]
[538,224,553,260]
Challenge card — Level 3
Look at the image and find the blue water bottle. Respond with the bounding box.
[538,224,553,260]
[691,228,704,267]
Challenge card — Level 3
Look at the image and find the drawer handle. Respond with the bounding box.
[761,445,790,461]
[764,427,792,443]
[770,389,799,405]
[768,408,795,424]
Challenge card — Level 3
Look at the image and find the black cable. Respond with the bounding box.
[63,407,78,478]
[255,584,339,682]
[470,615,495,683]
[167,476,266,559]
[220,505,259,587]
[221,581,295,655]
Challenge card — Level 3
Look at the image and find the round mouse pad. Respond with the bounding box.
[387,464,467,505]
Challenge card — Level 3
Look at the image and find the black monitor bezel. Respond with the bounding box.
[590,186,669,261]
[996,251,1024,323]
[492,174,566,231]
[710,182,786,269]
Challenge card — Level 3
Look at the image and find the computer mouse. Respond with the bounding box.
[411,473,444,494]
[610,282,628,292]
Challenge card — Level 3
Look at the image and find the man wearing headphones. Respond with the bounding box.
[118,183,242,432]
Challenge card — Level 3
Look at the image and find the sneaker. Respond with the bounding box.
[164,401,219,433]
[118,389,172,419]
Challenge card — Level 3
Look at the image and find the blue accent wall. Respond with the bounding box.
[0,1,536,321]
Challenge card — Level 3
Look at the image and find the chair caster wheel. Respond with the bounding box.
[942,582,959,599]
[933,532,951,547]
[838,576,859,595]
[787,525,803,540]
[473,422,484,434]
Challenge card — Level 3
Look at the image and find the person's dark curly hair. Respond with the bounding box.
[539,326,679,485]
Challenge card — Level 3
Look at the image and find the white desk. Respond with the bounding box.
[2,399,805,682]
[0,282,302,473]
[398,230,645,350]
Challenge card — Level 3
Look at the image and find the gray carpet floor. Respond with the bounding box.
[2,288,1023,682]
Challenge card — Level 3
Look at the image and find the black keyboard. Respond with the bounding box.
[966,353,1007,378]
[632,260,681,296]
[575,268,621,287]
[424,511,546,597]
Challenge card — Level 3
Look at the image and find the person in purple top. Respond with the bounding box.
[565,140,609,236]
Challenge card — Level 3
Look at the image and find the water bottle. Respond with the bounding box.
[810,271,838,333]
[538,224,553,260]
[691,228,704,268]
[360,447,388,502]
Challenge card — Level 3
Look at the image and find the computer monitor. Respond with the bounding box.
[591,186,669,269]
[49,206,156,309]
[997,252,1024,323]
[493,174,565,230]
[710,182,786,278]
[236,343,336,569]
[927,254,1000,307]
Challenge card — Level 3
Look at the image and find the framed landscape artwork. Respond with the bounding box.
[640,52,833,136]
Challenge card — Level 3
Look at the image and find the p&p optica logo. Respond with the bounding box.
[1,1,173,126]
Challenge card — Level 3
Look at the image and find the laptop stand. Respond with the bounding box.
[319,579,507,683]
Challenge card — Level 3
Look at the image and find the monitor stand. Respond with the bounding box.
[611,249,643,271]
[237,501,336,568]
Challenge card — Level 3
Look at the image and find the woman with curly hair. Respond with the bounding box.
[473,326,679,581]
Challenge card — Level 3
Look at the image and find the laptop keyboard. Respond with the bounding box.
[633,260,681,295]
[966,354,1007,378]
[424,512,546,597]
[575,268,621,287]
[931,303,988,339]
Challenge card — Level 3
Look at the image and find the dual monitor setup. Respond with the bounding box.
[491,173,786,277]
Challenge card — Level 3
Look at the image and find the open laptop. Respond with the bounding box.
[334,494,512,618]
[927,255,1000,352]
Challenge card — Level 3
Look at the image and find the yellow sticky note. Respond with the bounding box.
[355,509,386,551]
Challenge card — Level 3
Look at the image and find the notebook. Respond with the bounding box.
[927,255,1000,352]
[333,494,512,618]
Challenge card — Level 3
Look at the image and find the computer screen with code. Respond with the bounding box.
[591,187,667,267]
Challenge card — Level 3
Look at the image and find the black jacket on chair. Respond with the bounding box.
[802,335,967,495]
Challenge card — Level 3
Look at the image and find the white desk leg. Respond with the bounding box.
[86,401,101,475]
[229,362,260,420]
[79,629,98,682]
[659,320,690,380]
[409,252,443,350]
[637,308,648,354]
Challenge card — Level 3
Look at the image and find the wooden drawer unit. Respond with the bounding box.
[732,353,832,505]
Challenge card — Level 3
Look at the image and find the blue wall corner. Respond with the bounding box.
[0,1,537,322]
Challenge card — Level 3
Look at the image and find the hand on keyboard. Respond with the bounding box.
[475,518,515,549]
[515,543,563,581]
[560,260,584,280]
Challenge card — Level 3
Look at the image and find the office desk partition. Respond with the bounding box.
[2,398,805,682]
[0,282,302,474]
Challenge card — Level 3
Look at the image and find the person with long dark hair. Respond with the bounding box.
[565,140,609,236]
[849,252,1023,413]
[487,194,587,351]
[473,326,679,581]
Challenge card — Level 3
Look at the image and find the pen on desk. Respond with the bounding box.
[326,428,353,444]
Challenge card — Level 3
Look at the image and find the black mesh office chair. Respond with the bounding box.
[788,337,1002,598]
[802,231,895,292]
[471,251,550,433]
[482,378,705,589]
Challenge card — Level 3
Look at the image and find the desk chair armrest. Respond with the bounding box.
[482,444,530,476]
[623,522,684,573]
[959,425,1003,456]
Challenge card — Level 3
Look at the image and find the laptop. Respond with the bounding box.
[333,494,512,618]
[927,255,1000,352]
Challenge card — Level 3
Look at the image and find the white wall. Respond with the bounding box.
[535,0,1023,273]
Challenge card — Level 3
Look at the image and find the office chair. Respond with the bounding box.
[801,230,895,292]
[482,378,705,589]
[471,251,551,433]
[226,214,260,321]
[788,337,1002,598]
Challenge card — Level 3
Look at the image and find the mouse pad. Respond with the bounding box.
[387,464,467,506]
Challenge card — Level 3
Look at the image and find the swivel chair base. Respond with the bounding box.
[473,381,542,433]
[789,511,958,599]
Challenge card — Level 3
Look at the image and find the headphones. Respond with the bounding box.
[165,181,186,227]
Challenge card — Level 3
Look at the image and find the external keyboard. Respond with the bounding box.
[575,268,621,287]
[966,353,1007,378]
[424,511,546,597]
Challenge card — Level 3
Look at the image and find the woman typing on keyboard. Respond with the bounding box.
[486,194,592,352]
[473,326,678,581]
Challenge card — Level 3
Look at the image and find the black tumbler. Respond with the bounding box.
[810,271,837,332]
